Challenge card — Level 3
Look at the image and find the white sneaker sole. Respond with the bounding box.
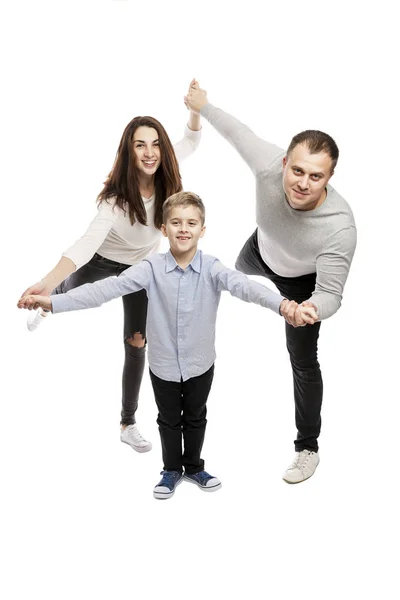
[120,438,152,453]
[183,475,222,492]
[153,476,183,499]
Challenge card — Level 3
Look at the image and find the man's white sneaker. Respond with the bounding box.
[27,309,50,332]
[120,424,152,453]
[283,450,320,484]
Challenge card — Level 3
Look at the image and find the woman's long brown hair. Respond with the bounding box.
[97,116,182,229]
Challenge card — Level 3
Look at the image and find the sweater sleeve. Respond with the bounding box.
[210,259,284,314]
[200,103,283,174]
[62,201,119,270]
[173,124,202,163]
[51,260,152,313]
[309,227,357,320]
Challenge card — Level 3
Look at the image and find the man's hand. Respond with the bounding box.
[184,85,209,114]
[280,299,319,327]
[17,294,52,312]
[298,301,319,325]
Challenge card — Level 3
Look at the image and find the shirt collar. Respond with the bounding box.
[165,249,202,273]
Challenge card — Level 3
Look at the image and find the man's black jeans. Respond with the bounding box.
[236,230,322,452]
[149,365,215,473]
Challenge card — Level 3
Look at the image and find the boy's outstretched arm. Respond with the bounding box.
[210,260,318,327]
[210,259,284,314]
[17,262,151,315]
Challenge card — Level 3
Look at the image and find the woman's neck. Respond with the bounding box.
[138,173,155,199]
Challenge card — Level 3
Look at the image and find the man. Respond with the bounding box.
[184,86,357,483]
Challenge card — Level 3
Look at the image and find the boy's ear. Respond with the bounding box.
[161,224,168,237]
[200,225,206,238]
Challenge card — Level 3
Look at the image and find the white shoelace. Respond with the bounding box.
[291,450,312,471]
[127,425,146,443]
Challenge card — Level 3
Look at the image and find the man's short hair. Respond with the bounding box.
[162,191,206,225]
[287,130,339,172]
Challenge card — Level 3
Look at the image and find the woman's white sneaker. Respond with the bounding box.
[283,450,320,483]
[120,424,152,453]
[27,309,50,332]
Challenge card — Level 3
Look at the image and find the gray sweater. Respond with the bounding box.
[201,103,357,320]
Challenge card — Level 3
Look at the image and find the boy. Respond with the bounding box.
[18,192,318,499]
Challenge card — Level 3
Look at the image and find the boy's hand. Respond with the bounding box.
[280,299,300,326]
[17,294,52,312]
[184,85,209,114]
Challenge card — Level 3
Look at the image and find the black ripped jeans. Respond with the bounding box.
[235,230,322,452]
[53,253,148,425]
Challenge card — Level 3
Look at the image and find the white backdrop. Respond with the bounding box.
[1,1,398,599]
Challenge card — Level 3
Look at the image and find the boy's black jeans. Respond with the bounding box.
[149,365,215,473]
[236,230,322,452]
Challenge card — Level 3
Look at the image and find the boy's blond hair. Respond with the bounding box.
[162,191,205,226]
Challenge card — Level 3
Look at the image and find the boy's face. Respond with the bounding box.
[161,205,205,255]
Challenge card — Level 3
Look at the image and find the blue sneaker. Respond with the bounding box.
[153,470,183,500]
[183,470,222,492]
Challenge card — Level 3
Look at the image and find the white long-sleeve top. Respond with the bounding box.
[62,125,201,269]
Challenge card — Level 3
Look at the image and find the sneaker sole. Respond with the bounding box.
[120,439,152,453]
[153,476,183,500]
[183,475,222,492]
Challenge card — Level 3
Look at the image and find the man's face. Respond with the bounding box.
[282,144,334,211]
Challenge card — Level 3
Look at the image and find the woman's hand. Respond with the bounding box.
[186,78,202,130]
[20,279,53,299]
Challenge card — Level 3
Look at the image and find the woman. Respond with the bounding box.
[21,79,202,453]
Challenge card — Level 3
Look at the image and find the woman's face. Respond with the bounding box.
[132,126,161,177]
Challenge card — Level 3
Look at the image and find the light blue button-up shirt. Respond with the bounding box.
[51,250,284,382]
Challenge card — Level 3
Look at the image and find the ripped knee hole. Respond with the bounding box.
[125,332,146,348]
